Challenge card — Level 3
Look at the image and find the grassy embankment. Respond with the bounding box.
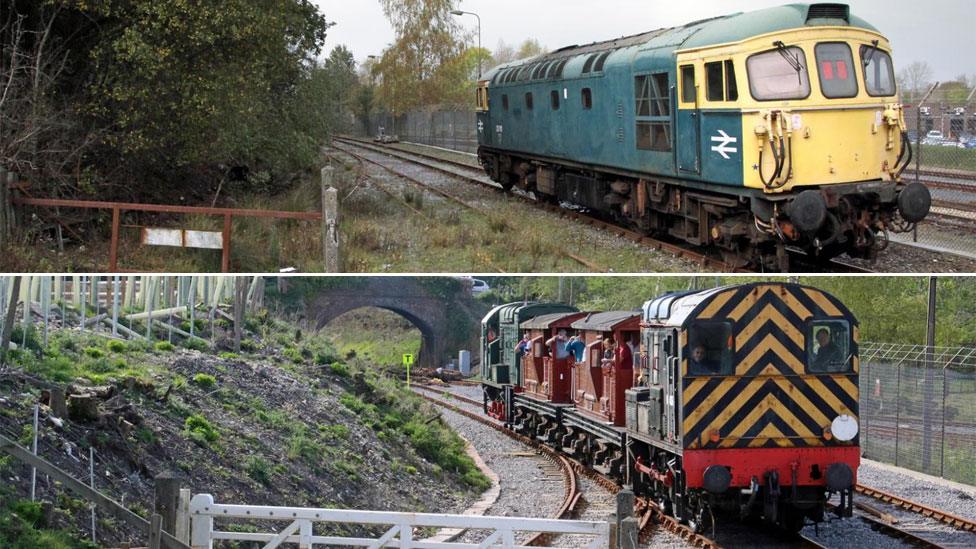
[0,310,488,546]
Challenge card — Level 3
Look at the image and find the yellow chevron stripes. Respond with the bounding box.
[737,333,806,375]
[698,289,737,320]
[684,376,767,433]
[726,286,772,321]
[682,377,710,405]
[803,288,843,317]
[735,304,804,350]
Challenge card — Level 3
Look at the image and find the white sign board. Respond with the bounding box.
[142,228,224,250]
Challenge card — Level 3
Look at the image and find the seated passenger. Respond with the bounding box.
[813,329,844,371]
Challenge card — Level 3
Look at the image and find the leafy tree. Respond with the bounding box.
[375,0,470,109]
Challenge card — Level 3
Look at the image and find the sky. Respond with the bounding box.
[316,0,975,82]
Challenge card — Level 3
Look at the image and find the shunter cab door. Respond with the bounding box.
[676,65,701,175]
[661,329,681,444]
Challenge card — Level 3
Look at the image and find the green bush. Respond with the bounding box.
[218,352,240,360]
[106,340,127,353]
[282,346,303,364]
[286,432,323,465]
[82,347,104,359]
[10,325,42,352]
[87,358,126,374]
[184,415,219,445]
[240,339,258,352]
[245,456,272,485]
[192,374,217,389]
[329,362,350,378]
[182,338,209,352]
[23,355,76,383]
[315,351,338,365]
[154,341,176,352]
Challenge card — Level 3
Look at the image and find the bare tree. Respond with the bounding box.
[1,276,23,363]
[897,61,934,104]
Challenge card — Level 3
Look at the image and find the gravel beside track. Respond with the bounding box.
[857,459,976,522]
[432,403,564,545]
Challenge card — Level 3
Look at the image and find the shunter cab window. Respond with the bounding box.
[635,73,672,152]
[680,65,696,103]
[860,45,896,96]
[705,60,739,102]
[502,94,509,111]
[815,42,858,98]
[551,90,560,110]
[807,320,852,373]
[747,46,811,101]
[525,92,534,111]
[687,321,734,375]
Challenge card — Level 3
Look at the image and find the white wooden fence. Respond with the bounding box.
[189,494,609,549]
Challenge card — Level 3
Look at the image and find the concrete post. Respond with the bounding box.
[321,167,339,273]
[616,487,635,549]
[608,512,618,549]
[619,516,639,549]
[176,488,191,544]
[153,472,181,535]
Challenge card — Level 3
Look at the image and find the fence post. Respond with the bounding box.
[189,494,214,549]
[154,472,181,536]
[149,514,163,549]
[608,512,618,549]
[321,167,339,273]
[176,488,191,544]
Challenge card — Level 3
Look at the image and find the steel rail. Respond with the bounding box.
[856,484,976,532]
[330,142,610,273]
[412,385,721,548]
[335,137,879,274]
[334,137,746,274]
[410,387,581,547]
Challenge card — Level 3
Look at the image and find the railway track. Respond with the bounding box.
[412,385,719,548]
[416,383,976,548]
[333,137,875,274]
[329,142,609,273]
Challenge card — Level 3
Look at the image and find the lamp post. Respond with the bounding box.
[450,9,482,79]
[368,53,397,138]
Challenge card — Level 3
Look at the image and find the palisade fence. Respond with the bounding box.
[859,342,976,486]
[899,82,976,260]
[363,107,479,153]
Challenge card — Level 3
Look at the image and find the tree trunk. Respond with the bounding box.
[1,277,24,363]
[233,277,248,352]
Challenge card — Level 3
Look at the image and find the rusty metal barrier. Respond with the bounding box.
[12,196,323,272]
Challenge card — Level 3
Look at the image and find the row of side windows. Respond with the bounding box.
[500,88,595,112]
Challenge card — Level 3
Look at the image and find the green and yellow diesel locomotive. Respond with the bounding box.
[475,4,930,269]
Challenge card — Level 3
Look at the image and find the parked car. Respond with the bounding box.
[962,137,976,150]
[470,279,491,295]
[921,130,945,145]
[953,107,966,116]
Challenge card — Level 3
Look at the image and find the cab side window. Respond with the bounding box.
[680,65,696,103]
[705,60,739,102]
[807,320,851,373]
[687,321,734,375]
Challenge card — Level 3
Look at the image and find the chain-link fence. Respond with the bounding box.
[860,342,976,486]
[364,107,479,153]
[899,83,976,260]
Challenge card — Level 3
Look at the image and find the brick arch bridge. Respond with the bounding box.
[305,278,482,369]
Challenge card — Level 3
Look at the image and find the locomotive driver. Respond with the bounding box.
[814,328,843,370]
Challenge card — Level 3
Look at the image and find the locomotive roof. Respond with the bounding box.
[485,3,876,81]
[571,311,640,331]
[641,283,857,327]
[520,311,586,330]
[484,302,578,325]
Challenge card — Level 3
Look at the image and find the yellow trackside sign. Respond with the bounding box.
[402,354,414,366]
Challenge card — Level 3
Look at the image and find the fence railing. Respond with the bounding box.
[859,341,976,485]
[188,493,609,549]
